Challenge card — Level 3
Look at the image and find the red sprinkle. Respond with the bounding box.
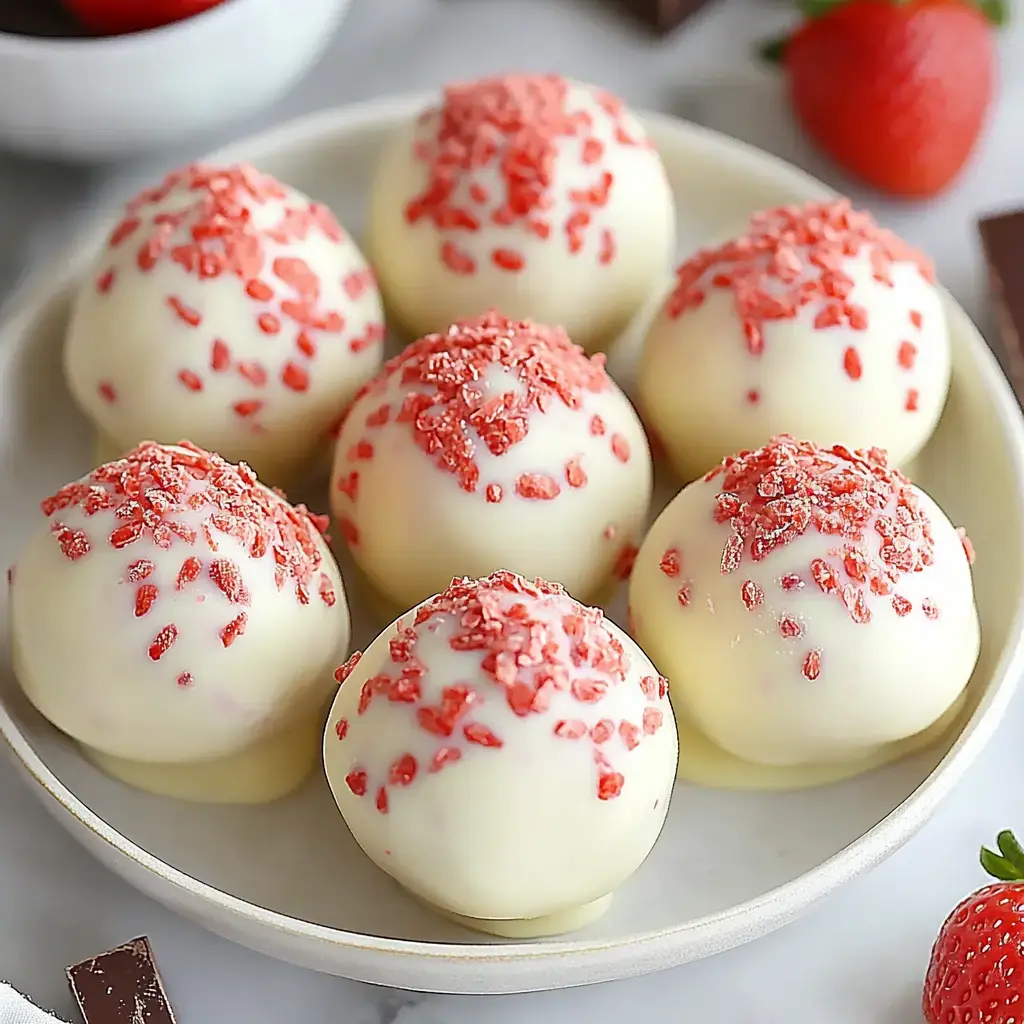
[665,200,934,412]
[898,340,917,370]
[565,458,588,489]
[345,769,368,796]
[843,347,862,381]
[334,571,666,803]
[659,548,681,578]
[741,580,764,611]
[801,649,821,681]
[97,162,372,436]
[134,584,158,617]
[98,381,117,404]
[335,651,363,685]
[388,754,418,786]
[336,311,621,504]
[177,369,203,392]
[516,473,561,500]
[405,75,641,275]
[148,624,178,661]
[703,435,942,679]
[220,613,248,648]
[778,614,803,638]
[40,441,335,673]
[167,295,201,327]
[127,559,155,582]
[50,522,91,561]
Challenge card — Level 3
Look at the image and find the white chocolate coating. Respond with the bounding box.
[323,572,678,929]
[629,437,980,770]
[638,200,951,481]
[64,163,385,486]
[81,714,323,804]
[366,75,676,353]
[10,443,350,783]
[330,312,652,610]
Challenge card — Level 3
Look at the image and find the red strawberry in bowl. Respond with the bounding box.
[923,829,1024,1023]
[765,0,1006,199]
[60,0,226,36]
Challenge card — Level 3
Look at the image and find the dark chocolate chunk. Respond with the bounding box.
[67,937,178,1024]
[613,0,721,33]
[979,209,1024,401]
[0,0,91,38]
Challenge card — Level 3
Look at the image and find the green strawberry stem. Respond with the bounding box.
[978,0,1009,26]
[980,830,1024,881]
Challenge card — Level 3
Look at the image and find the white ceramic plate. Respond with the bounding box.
[2,95,1024,996]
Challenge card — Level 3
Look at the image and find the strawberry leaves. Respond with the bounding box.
[978,0,1008,26]
[980,830,1024,881]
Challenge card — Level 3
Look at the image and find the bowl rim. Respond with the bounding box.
[2,90,1024,978]
[0,0,256,55]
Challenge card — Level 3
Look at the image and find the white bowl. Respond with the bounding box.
[1,95,1023,995]
[0,0,351,161]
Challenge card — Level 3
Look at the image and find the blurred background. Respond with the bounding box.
[0,0,1020,341]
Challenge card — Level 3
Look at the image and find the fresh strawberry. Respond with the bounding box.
[60,0,225,36]
[765,0,1005,198]
[923,829,1024,1023]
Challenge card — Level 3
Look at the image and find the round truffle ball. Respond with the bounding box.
[366,74,676,353]
[629,436,979,772]
[10,442,350,803]
[637,199,951,481]
[324,571,678,934]
[64,162,385,485]
[329,311,653,612]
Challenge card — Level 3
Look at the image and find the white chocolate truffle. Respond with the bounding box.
[64,163,385,485]
[10,442,350,803]
[324,571,678,933]
[330,311,653,611]
[629,437,979,773]
[638,199,951,481]
[366,74,676,353]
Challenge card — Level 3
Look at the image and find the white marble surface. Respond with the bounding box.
[2,0,1024,1020]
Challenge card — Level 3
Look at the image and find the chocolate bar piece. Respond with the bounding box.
[979,209,1024,401]
[614,0,721,33]
[67,937,177,1024]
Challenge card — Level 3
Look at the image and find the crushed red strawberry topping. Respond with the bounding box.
[93,162,383,431]
[39,441,335,682]
[333,570,667,811]
[334,310,632,512]
[675,436,963,682]
[405,74,647,276]
[665,199,934,409]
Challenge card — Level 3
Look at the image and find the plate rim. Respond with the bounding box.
[2,90,1024,984]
